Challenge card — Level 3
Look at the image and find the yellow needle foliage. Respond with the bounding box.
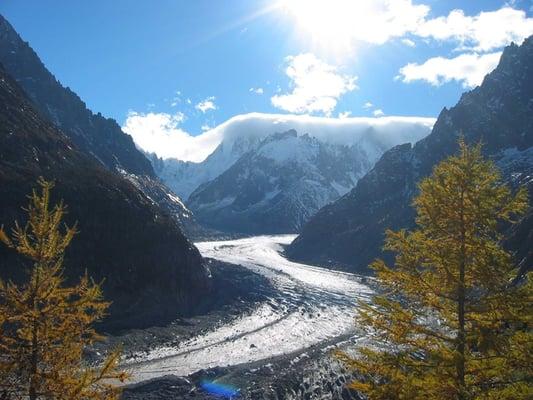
[340,141,532,400]
[0,178,128,400]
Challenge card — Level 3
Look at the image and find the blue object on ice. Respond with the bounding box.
[200,381,240,398]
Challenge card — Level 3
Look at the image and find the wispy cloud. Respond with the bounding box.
[195,96,217,113]
[394,6,532,88]
[338,111,352,119]
[363,102,373,109]
[281,1,532,90]
[281,0,429,50]
[124,112,435,163]
[170,90,182,107]
[401,38,416,47]
[398,52,502,88]
[249,87,264,95]
[122,111,221,162]
[271,53,357,116]
[414,7,533,52]
[373,109,385,117]
[282,2,533,52]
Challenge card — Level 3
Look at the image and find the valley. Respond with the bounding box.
[123,235,371,384]
[0,4,532,399]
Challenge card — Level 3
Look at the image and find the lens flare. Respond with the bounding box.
[200,381,240,398]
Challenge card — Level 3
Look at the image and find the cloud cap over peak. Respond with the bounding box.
[123,111,435,163]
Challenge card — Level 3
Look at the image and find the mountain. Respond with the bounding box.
[148,114,433,235]
[0,64,211,329]
[287,37,533,273]
[187,126,430,234]
[0,15,152,176]
[148,131,263,201]
[148,113,435,201]
[0,14,197,235]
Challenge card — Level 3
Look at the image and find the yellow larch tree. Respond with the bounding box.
[0,178,128,400]
[340,141,532,400]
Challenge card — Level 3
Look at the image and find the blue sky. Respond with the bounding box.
[1,0,533,160]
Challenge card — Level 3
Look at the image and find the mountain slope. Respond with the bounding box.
[187,128,425,234]
[0,14,153,176]
[0,64,211,329]
[287,37,533,273]
[149,113,435,201]
[0,14,200,235]
[148,132,263,200]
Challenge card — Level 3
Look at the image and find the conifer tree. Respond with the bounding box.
[340,141,532,399]
[0,178,127,400]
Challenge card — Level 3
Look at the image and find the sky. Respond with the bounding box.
[1,0,533,161]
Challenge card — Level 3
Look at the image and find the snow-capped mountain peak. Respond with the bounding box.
[147,113,434,201]
[186,128,416,234]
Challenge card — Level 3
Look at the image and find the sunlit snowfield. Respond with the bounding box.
[126,235,372,383]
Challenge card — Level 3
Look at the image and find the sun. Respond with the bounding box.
[279,0,382,54]
[278,0,415,57]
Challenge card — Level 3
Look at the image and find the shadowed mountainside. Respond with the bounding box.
[288,36,533,274]
[0,64,211,330]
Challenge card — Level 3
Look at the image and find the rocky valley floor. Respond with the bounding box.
[101,235,372,399]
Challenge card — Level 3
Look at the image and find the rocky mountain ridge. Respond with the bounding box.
[287,36,533,273]
[0,64,211,329]
[0,14,199,236]
[187,129,382,233]
[149,114,435,202]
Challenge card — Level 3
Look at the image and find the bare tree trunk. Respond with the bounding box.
[29,324,38,400]
[456,188,466,400]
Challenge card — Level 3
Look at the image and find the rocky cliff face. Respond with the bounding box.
[149,133,264,201]
[287,36,533,273]
[0,63,210,329]
[0,14,201,236]
[187,129,387,234]
[0,15,153,176]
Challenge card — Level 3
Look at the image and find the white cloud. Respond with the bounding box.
[271,53,357,116]
[401,38,416,47]
[201,124,212,131]
[170,91,182,107]
[338,111,352,119]
[281,0,429,51]
[282,2,533,54]
[172,111,186,123]
[122,111,222,162]
[249,87,264,95]
[373,109,385,117]
[203,113,435,159]
[398,52,502,88]
[415,7,533,52]
[195,96,217,113]
[394,6,532,88]
[124,111,435,164]
[363,102,373,109]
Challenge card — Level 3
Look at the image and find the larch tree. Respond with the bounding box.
[340,141,532,400]
[0,178,128,400]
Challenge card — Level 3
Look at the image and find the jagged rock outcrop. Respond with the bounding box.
[0,14,201,236]
[0,14,153,176]
[188,129,388,234]
[288,37,533,273]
